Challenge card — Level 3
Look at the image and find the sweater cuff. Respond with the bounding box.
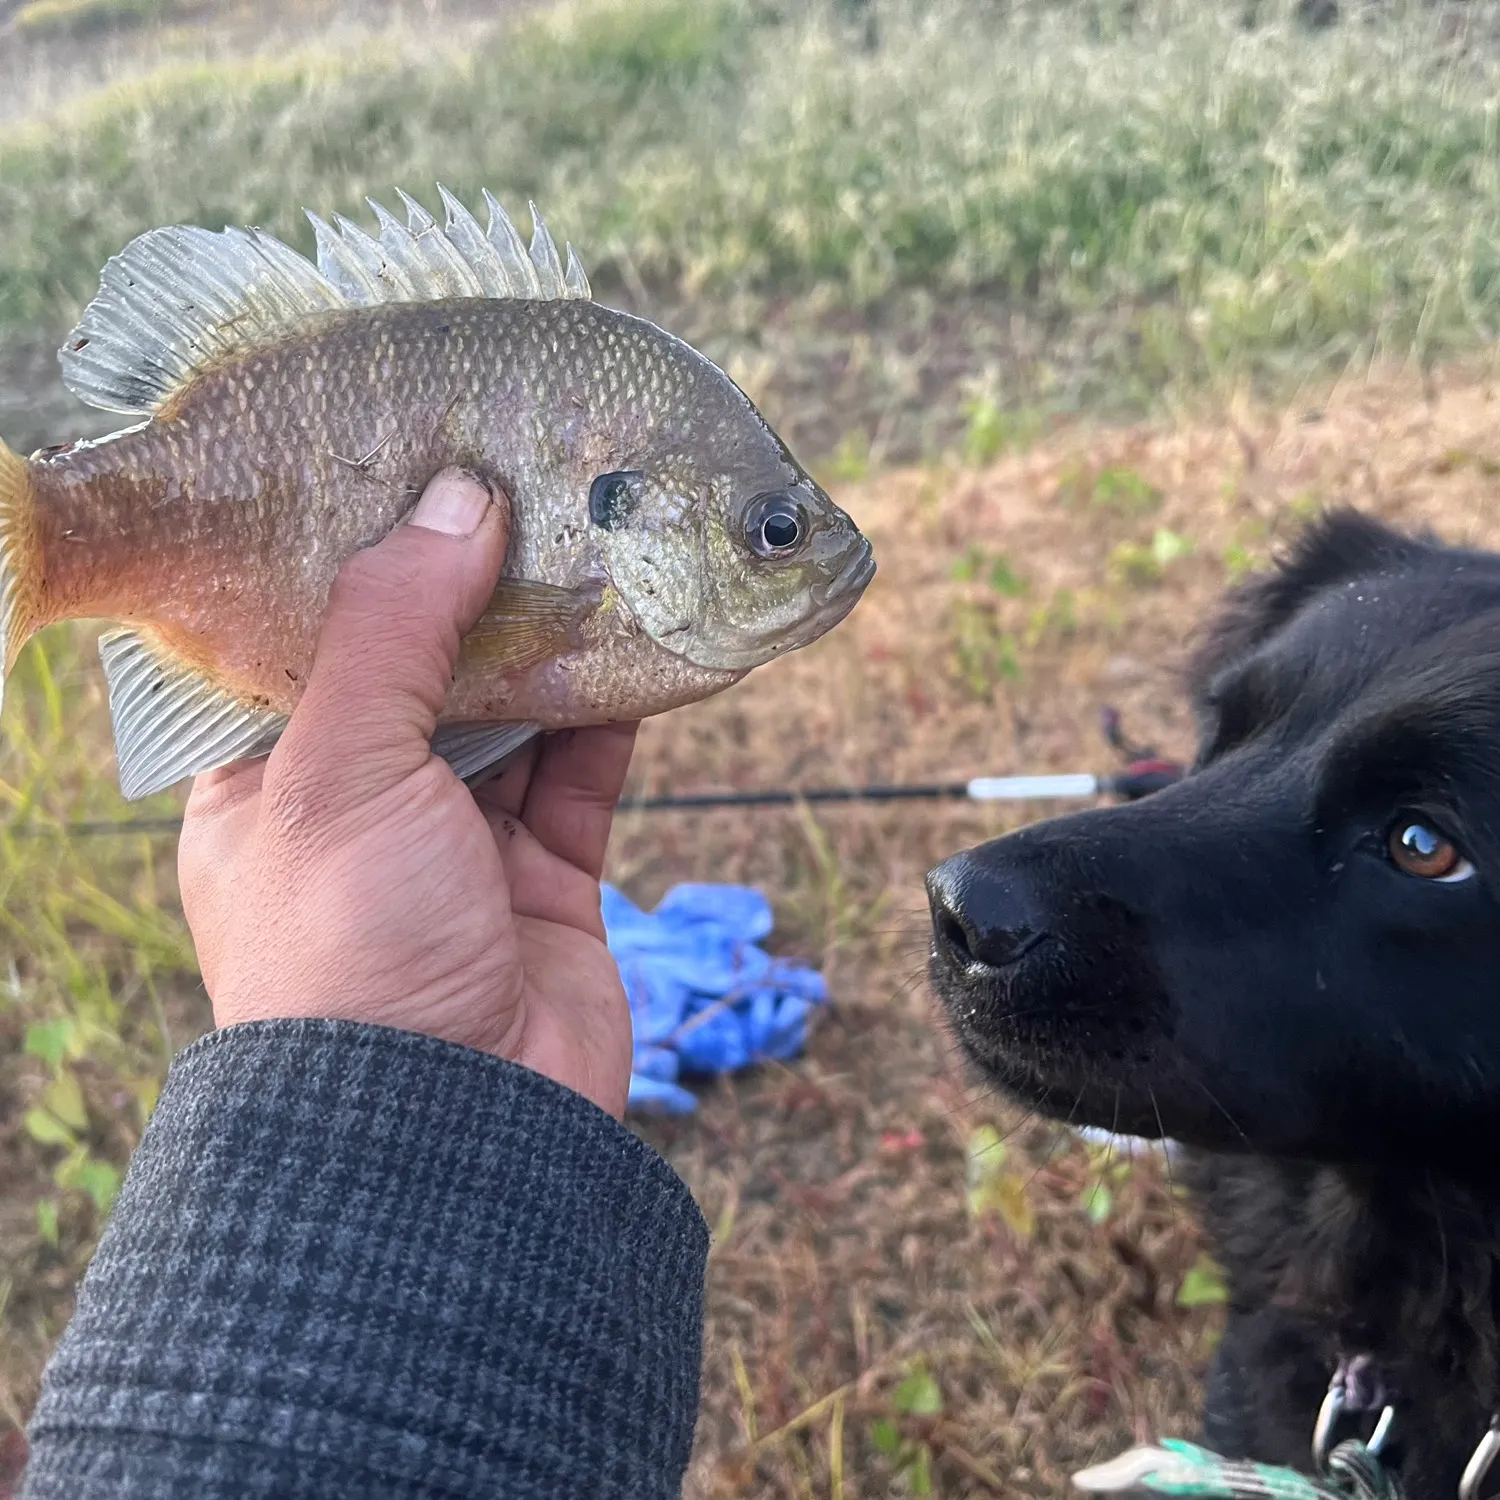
[24,1019,708,1500]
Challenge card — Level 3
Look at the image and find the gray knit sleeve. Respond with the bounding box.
[21,1019,709,1500]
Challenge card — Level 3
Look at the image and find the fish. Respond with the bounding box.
[0,186,875,799]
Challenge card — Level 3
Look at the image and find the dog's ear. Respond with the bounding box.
[1188,510,1429,698]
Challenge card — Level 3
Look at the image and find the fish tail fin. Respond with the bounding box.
[0,436,40,719]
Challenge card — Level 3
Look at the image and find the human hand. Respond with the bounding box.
[178,468,639,1119]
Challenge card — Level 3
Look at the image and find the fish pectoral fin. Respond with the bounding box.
[430,721,540,788]
[100,629,286,801]
[458,578,591,675]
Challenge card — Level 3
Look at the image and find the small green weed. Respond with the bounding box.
[945,545,1038,695]
[871,1363,944,1496]
[965,1123,1035,1239]
[1056,462,1162,517]
[960,394,1042,466]
[1109,527,1194,587]
[1222,518,1271,581]
[1080,1144,1137,1226]
[1022,587,1078,650]
[949,545,1027,597]
[949,601,1021,699]
[1435,448,1500,478]
[1222,542,1255,581]
[828,430,873,483]
[1176,1253,1230,1309]
[786,801,891,955]
[1091,465,1163,517]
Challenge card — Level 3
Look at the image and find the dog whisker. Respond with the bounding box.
[1186,1071,1250,1148]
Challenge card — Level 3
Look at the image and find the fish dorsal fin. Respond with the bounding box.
[61,189,592,416]
[308,189,589,305]
[61,226,345,416]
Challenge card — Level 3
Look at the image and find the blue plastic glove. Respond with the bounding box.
[603,883,828,1116]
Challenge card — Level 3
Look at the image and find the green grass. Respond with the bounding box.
[11,0,178,40]
[0,627,200,1421]
[1,0,1499,403]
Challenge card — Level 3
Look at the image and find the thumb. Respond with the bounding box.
[268,468,509,815]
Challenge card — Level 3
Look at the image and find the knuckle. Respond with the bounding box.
[322,542,460,681]
[261,761,335,842]
[324,562,388,633]
[331,533,428,605]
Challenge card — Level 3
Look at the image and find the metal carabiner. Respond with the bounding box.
[1367,1404,1397,1459]
[1460,1418,1500,1500]
[1313,1382,1349,1473]
[1314,1358,1397,1476]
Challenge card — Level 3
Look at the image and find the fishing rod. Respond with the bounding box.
[621,758,1183,811]
[1,711,1184,837]
[622,706,1187,809]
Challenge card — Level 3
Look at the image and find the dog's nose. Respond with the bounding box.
[926,851,1049,973]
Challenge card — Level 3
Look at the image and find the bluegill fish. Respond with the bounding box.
[0,187,874,798]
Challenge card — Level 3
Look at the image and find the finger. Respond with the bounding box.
[179,756,266,880]
[486,811,610,932]
[186,754,269,818]
[478,734,543,823]
[499,721,639,879]
[269,469,509,819]
[179,759,268,986]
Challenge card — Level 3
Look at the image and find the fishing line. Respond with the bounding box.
[0,759,1184,838]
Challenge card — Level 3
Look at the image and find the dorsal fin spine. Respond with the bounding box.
[483,190,542,298]
[527,203,566,296]
[59,189,593,418]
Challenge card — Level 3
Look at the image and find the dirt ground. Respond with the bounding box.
[597,365,1500,1497]
[6,366,1500,1496]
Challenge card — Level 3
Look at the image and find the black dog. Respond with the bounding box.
[926,510,1500,1497]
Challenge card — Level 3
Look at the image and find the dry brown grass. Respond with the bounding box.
[7,368,1500,1495]
[614,364,1500,1497]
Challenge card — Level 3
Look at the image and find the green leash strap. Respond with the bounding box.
[1072,1437,1405,1500]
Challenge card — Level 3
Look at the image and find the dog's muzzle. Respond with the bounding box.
[926,850,1054,980]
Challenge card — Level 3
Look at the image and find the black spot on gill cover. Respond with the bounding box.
[589,472,641,532]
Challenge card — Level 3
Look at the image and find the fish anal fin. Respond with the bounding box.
[100,628,286,801]
[459,578,592,676]
[431,720,539,787]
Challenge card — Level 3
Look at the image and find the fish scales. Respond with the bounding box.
[32,299,732,711]
[0,190,874,798]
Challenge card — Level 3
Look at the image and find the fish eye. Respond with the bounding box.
[589,471,642,532]
[1387,818,1475,883]
[746,492,807,558]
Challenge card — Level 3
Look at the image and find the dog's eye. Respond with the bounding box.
[1387,820,1475,883]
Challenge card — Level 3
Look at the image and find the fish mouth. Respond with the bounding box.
[811,537,876,609]
[659,532,876,672]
